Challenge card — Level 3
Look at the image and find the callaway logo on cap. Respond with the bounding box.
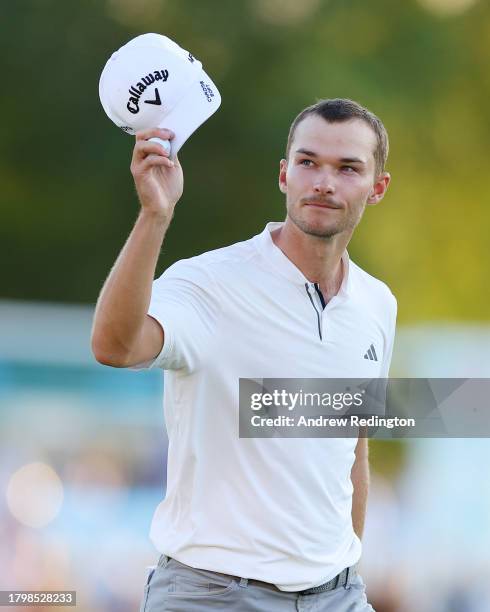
[99,33,221,155]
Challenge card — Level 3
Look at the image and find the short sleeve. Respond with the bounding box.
[132,258,221,372]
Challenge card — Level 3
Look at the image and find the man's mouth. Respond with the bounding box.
[303,200,342,209]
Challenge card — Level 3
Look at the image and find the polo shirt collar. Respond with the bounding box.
[256,221,352,297]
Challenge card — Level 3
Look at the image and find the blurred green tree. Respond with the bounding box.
[1,0,489,321]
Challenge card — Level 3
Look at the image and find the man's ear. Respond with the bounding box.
[278,158,288,194]
[367,172,391,206]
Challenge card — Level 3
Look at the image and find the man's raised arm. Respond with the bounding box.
[91,127,183,368]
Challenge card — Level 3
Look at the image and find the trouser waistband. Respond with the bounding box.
[158,555,356,594]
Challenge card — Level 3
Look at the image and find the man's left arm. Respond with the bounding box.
[351,434,369,539]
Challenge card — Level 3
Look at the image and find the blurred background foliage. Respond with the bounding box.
[1,0,489,323]
[2,4,489,610]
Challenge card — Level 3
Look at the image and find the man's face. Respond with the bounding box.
[279,115,389,239]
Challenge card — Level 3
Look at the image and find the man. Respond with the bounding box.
[91,98,396,611]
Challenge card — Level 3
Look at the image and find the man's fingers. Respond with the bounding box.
[131,128,179,179]
[140,156,175,172]
[131,154,174,176]
[135,127,175,142]
[133,140,171,161]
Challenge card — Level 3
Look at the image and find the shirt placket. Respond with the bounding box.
[305,283,325,341]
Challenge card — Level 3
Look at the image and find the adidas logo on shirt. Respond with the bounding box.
[363,344,378,361]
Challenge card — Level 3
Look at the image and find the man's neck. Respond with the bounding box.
[271,219,350,302]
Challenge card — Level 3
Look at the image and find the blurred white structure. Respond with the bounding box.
[1,299,489,612]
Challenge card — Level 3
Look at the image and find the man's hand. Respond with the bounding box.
[130,127,184,220]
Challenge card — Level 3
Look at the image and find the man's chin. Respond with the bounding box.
[294,218,343,240]
[305,228,341,239]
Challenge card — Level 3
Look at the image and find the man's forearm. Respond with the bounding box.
[91,210,170,362]
[351,436,370,540]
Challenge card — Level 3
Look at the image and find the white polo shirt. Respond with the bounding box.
[140,221,397,591]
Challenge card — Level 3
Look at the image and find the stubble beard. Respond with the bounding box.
[287,205,351,240]
[287,197,366,240]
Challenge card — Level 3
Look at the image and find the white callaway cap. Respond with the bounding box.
[99,33,221,156]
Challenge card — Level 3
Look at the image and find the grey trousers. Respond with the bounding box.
[140,555,375,612]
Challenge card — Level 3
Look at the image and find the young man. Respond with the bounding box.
[91,98,396,611]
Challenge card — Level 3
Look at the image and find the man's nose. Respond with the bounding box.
[312,171,335,194]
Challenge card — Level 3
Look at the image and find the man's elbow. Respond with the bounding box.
[91,336,131,368]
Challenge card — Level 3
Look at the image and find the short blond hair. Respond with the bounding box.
[286,98,389,176]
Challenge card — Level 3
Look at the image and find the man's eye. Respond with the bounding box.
[299,159,314,167]
[341,166,356,173]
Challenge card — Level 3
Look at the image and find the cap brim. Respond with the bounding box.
[157,69,221,158]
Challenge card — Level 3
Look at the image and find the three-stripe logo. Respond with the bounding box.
[363,344,378,361]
